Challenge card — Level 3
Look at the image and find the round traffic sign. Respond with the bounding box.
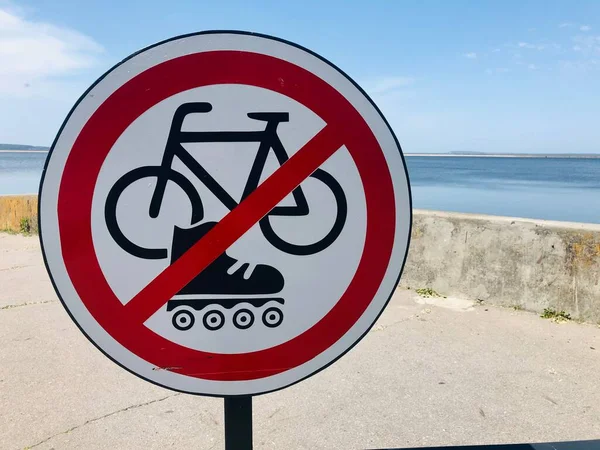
[39,31,412,396]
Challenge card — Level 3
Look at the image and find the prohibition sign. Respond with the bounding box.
[39,31,412,396]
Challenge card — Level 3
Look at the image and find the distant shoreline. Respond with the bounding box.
[1,149,599,159]
[405,153,600,159]
[0,150,48,154]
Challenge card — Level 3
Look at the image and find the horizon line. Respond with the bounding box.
[1,150,599,158]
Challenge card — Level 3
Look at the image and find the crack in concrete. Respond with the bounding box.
[1,300,57,310]
[0,264,34,271]
[268,407,282,419]
[370,314,419,333]
[26,393,181,449]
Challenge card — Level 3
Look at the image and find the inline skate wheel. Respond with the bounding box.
[233,308,255,330]
[262,307,283,328]
[202,310,225,331]
[172,309,195,331]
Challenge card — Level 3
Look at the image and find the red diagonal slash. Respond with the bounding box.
[124,125,344,323]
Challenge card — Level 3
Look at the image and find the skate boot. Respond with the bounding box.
[166,221,285,331]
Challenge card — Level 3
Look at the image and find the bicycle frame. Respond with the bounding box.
[104,101,347,260]
[149,102,309,220]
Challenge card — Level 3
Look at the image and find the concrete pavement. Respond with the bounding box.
[1,233,599,449]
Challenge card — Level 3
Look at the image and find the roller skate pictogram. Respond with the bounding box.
[167,221,285,331]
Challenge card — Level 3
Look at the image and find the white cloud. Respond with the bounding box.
[517,42,545,50]
[492,48,501,53]
[528,64,537,70]
[559,34,600,72]
[571,34,600,55]
[580,25,592,32]
[485,67,510,74]
[463,52,477,59]
[559,23,573,28]
[560,59,599,72]
[365,76,414,96]
[0,8,103,97]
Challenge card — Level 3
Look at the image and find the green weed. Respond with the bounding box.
[19,217,31,234]
[416,288,446,299]
[541,308,572,322]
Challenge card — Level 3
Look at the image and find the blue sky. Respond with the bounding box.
[1,0,599,153]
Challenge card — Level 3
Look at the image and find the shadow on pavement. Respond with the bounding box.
[377,440,600,450]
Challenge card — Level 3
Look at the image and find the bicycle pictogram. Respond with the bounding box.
[104,102,348,332]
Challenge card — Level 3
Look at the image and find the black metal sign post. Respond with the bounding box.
[224,396,253,450]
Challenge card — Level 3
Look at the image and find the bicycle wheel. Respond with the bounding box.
[259,168,347,255]
[104,166,203,260]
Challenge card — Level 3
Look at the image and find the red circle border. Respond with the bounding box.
[57,50,396,381]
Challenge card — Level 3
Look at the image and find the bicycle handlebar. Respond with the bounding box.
[170,103,213,135]
[174,102,213,117]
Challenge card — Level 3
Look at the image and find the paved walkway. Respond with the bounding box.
[1,233,599,449]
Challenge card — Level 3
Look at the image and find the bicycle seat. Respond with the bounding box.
[247,112,289,123]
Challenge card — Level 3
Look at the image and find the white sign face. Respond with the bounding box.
[39,31,412,396]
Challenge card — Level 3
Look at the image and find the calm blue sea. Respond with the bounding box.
[407,156,600,224]
[0,152,47,196]
[1,152,599,224]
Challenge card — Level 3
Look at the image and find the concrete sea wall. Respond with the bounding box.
[0,195,598,322]
[403,210,600,323]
